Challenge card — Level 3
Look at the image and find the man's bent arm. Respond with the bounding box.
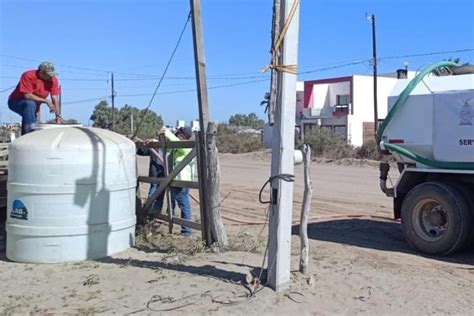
[51,95,60,115]
[24,93,48,104]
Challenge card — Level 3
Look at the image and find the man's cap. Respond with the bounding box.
[177,126,193,139]
[38,61,57,77]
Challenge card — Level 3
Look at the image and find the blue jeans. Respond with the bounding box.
[8,99,37,135]
[170,187,192,235]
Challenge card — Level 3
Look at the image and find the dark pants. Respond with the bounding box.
[148,160,165,211]
[8,99,37,135]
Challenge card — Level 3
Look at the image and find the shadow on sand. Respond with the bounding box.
[292,218,474,266]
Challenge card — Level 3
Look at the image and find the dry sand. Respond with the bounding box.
[0,152,473,315]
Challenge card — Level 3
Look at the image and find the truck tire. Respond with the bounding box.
[451,183,474,248]
[401,181,472,256]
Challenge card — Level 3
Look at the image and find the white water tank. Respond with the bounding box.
[6,127,137,263]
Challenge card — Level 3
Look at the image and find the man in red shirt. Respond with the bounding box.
[8,61,63,135]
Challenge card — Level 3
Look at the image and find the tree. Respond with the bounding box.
[90,101,163,139]
[89,100,112,129]
[45,118,79,124]
[228,112,264,129]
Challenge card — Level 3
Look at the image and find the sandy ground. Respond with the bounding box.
[1,152,473,315]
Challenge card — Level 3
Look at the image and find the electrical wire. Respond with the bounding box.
[0,85,16,93]
[2,48,472,82]
[131,11,191,139]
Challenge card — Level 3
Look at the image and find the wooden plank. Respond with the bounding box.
[138,176,199,189]
[143,140,195,149]
[153,213,201,231]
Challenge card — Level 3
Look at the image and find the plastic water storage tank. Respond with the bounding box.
[6,126,137,263]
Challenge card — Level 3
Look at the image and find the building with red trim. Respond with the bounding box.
[297,71,413,146]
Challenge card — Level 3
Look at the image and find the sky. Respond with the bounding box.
[0,0,473,126]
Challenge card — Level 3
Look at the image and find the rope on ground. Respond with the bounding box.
[261,0,300,75]
[145,289,253,312]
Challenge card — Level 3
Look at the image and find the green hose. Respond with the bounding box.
[377,60,474,170]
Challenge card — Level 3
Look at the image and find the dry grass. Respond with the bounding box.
[136,220,207,256]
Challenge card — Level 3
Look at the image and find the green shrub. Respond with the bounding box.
[303,128,355,159]
[216,125,265,154]
[356,139,380,160]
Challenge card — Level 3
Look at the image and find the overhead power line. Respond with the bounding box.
[0,85,16,93]
[382,48,474,60]
[131,11,191,138]
[2,48,472,82]
[62,78,270,105]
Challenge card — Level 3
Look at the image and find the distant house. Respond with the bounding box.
[297,70,414,146]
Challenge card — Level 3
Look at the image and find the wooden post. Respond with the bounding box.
[267,0,300,292]
[299,144,312,274]
[206,122,228,248]
[190,0,210,132]
[196,132,212,245]
[190,0,213,246]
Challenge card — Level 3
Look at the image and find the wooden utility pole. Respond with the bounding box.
[190,0,212,245]
[267,0,300,292]
[111,72,115,131]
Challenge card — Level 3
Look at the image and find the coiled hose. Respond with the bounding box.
[376,60,474,170]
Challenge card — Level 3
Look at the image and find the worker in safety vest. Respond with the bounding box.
[8,62,63,135]
[160,126,195,236]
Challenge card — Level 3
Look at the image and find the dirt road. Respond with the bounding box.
[1,153,472,315]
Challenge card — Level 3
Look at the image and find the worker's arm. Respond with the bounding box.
[23,93,56,113]
[163,130,187,157]
[24,93,49,105]
[51,95,60,115]
[50,95,63,123]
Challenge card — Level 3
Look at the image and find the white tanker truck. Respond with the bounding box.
[379,61,474,256]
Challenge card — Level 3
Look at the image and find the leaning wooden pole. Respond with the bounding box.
[206,122,228,248]
[299,144,312,274]
[190,0,212,245]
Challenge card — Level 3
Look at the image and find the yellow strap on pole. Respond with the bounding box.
[261,0,300,74]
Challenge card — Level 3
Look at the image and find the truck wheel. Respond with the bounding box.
[401,182,472,256]
[451,183,474,248]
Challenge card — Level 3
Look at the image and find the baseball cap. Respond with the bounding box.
[38,61,57,77]
[177,126,193,139]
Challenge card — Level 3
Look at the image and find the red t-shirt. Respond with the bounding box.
[9,70,60,112]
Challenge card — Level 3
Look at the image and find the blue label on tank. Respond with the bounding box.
[11,200,28,220]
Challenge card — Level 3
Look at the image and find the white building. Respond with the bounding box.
[297,70,415,146]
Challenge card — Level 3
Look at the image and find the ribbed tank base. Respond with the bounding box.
[5,223,135,263]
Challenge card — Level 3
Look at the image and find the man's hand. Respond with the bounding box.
[144,138,158,146]
[55,115,64,124]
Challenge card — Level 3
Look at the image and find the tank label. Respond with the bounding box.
[11,200,28,220]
